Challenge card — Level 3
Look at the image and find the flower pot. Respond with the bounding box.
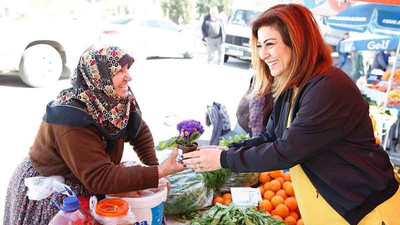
[177,143,198,154]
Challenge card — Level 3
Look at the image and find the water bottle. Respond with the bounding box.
[49,189,95,225]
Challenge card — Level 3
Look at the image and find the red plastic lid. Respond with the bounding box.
[95,198,129,217]
[77,196,89,211]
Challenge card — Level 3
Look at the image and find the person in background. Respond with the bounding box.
[350,50,365,82]
[3,46,184,224]
[236,76,274,137]
[335,32,349,69]
[372,50,389,72]
[201,6,226,65]
[183,4,400,225]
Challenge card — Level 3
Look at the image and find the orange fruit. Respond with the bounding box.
[272,215,283,222]
[259,199,273,212]
[282,181,291,190]
[289,211,299,220]
[271,195,284,208]
[297,218,304,225]
[275,204,290,218]
[263,181,271,191]
[263,190,275,201]
[213,196,224,205]
[269,180,281,192]
[269,170,284,179]
[223,197,232,205]
[284,215,297,225]
[258,185,265,197]
[275,177,285,185]
[222,193,232,201]
[259,172,271,183]
[285,197,298,211]
[284,183,295,196]
[283,172,291,181]
[222,193,232,205]
[276,189,288,199]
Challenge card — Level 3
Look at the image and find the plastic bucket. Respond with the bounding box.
[108,187,167,225]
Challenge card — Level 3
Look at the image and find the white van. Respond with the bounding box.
[223,8,261,62]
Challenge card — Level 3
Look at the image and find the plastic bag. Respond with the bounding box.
[218,171,260,192]
[24,175,70,200]
[164,169,213,216]
[90,196,136,225]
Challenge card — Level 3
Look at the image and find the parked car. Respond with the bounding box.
[223,7,261,62]
[99,16,195,60]
[0,8,100,87]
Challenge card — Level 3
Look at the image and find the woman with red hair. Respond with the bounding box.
[183,4,400,225]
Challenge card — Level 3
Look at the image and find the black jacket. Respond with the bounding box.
[221,66,398,225]
[372,50,388,71]
[201,14,225,42]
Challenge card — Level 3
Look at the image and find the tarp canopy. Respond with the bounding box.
[339,33,399,53]
[324,3,400,106]
[323,3,400,35]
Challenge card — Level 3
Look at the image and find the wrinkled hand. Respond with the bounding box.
[158,148,185,178]
[182,145,226,172]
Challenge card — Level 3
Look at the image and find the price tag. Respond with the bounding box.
[230,187,262,206]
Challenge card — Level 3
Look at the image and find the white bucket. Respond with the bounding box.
[108,187,167,225]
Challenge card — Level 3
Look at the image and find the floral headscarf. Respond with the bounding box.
[51,46,135,135]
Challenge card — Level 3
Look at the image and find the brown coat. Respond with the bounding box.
[29,120,159,194]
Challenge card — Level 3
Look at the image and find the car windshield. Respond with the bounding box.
[231,9,260,26]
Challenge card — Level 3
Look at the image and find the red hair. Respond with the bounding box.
[250,4,333,98]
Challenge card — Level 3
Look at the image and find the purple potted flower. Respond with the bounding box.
[156,120,204,153]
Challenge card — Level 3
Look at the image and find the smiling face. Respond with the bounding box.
[112,63,132,98]
[257,26,292,77]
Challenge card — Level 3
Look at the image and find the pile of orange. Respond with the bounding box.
[257,170,303,225]
[212,192,232,206]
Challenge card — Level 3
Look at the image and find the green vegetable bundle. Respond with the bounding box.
[219,171,260,192]
[190,203,287,225]
[165,169,214,216]
[218,134,260,192]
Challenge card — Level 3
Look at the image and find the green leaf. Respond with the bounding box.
[188,132,200,144]
[201,169,229,191]
[218,133,251,146]
[155,137,177,150]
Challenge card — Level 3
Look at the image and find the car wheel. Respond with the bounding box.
[183,52,193,59]
[19,44,63,88]
[224,55,229,62]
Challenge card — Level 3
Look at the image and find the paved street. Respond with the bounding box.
[0,53,252,220]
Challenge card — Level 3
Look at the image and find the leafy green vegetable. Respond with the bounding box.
[164,169,214,216]
[190,203,287,225]
[201,169,230,192]
[218,134,259,192]
[219,134,251,147]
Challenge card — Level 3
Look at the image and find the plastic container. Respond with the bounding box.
[93,198,135,225]
[109,186,167,225]
[108,162,167,225]
[78,196,90,211]
[49,189,95,225]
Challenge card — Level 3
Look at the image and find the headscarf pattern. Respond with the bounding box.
[51,46,135,135]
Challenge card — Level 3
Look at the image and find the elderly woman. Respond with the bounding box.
[183,4,400,225]
[4,46,184,224]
